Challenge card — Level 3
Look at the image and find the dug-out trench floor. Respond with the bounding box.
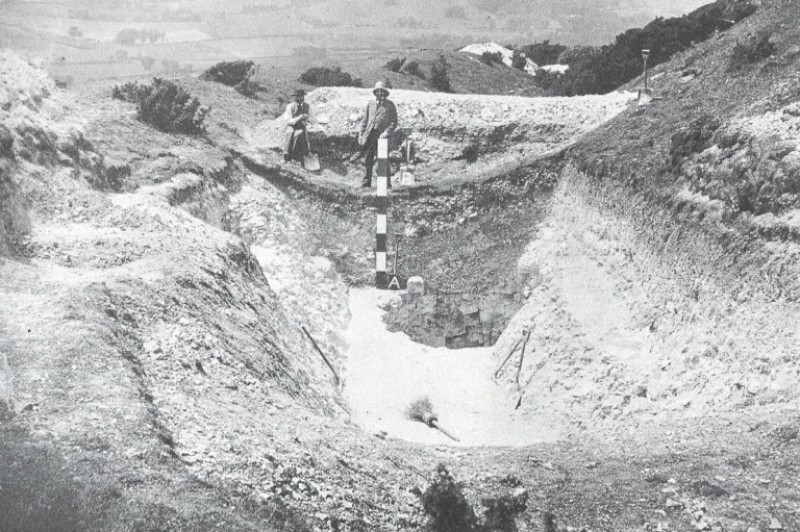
[342,288,562,447]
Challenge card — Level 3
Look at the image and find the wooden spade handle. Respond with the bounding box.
[430,420,460,442]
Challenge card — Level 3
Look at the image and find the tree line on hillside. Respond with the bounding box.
[297,55,452,93]
[516,0,757,95]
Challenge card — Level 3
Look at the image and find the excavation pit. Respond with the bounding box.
[343,288,561,447]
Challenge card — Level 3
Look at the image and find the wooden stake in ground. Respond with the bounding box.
[405,396,460,442]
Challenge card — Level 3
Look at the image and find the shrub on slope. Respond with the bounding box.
[112,78,209,135]
[429,55,452,93]
[200,60,260,98]
[480,51,503,66]
[527,0,757,95]
[385,57,407,73]
[728,34,775,70]
[519,40,566,66]
[299,66,362,87]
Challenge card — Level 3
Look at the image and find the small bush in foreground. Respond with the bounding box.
[729,34,775,70]
[112,79,209,135]
[420,464,529,532]
[421,465,478,532]
[299,66,362,87]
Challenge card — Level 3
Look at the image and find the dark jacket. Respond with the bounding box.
[359,98,398,143]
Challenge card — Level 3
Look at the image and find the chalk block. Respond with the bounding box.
[407,276,425,296]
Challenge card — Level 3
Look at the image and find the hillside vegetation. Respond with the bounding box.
[522,0,757,95]
[312,49,545,97]
[577,0,800,235]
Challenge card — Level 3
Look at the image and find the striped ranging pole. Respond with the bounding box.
[375,137,390,289]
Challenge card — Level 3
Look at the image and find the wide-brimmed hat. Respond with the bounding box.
[293,88,306,98]
[372,81,389,96]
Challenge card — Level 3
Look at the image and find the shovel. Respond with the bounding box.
[406,396,460,442]
[303,132,321,172]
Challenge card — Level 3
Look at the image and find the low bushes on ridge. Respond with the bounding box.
[200,60,260,97]
[112,78,209,135]
[299,66,362,87]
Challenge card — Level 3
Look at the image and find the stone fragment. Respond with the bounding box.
[665,498,682,508]
[407,276,425,296]
[693,518,711,531]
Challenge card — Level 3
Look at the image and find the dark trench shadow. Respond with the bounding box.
[0,424,89,532]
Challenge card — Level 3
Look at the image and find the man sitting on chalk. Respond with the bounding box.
[282,89,310,163]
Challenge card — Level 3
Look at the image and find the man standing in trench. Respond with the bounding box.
[351,81,398,188]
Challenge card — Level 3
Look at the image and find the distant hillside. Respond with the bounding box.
[0,0,713,84]
[291,0,713,46]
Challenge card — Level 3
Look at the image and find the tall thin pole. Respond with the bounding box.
[375,137,389,289]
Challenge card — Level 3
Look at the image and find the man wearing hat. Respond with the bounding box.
[353,81,398,187]
[283,89,310,162]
